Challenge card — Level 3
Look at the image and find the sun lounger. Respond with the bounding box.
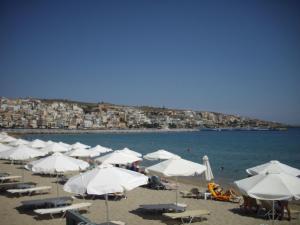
[0,172,10,177]
[180,188,201,199]
[0,175,22,183]
[139,203,187,212]
[66,210,126,225]
[21,196,73,209]
[0,182,36,192]
[34,202,92,218]
[163,209,210,224]
[7,186,52,196]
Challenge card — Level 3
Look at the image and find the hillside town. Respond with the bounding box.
[0,97,283,130]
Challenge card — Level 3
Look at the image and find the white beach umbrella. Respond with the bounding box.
[89,145,113,155]
[71,142,91,149]
[64,164,148,223]
[58,141,72,150]
[0,144,46,181]
[143,149,179,161]
[203,155,214,181]
[235,171,300,224]
[0,136,17,144]
[45,140,56,146]
[246,160,300,177]
[28,152,89,174]
[29,139,47,149]
[118,147,142,157]
[95,150,142,165]
[146,157,206,203]
[65,148,99,158]
[27,152,89,196]
[235,172,300,201]
[0,133,8,141]
[0,143,11,152]
[9,139,30,147]
[41,143,70,154]
[0,145,46,161]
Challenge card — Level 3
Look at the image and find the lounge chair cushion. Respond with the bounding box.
[163,209,210,224]
[34,202,92,216]
[7,186,52,195]
[140,203,187,212]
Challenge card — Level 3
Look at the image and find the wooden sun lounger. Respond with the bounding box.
[0,175,22,183]
[21,196,73,209]
[34,202,92,218]
[66,210,125,225]
[139,203,187,212]
[0,182,36,192]
[7,186,52,196]
[163,209,210,224]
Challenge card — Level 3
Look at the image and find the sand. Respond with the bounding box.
[0,160,299,225]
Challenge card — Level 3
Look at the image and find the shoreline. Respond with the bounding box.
[1,128,199,136]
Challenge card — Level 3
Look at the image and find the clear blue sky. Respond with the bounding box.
[0,0,299,125]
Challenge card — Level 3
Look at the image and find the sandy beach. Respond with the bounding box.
[0,160,299,225]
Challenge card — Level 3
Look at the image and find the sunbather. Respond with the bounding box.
[208,183,240,202]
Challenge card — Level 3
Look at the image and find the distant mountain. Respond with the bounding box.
[0,97,286,130]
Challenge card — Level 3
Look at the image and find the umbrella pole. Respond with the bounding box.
[22,165,24,182]
[176,177,178,205]
[56,173,59,197]
[105,194,110,224]
[272,200,275,225]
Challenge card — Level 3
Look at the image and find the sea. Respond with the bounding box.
[23,128,300,185]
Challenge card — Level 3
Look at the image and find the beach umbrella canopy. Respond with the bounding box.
[29,139,47,149]
[203,155,214,181]
[9,139,30,147]
[0,136,17,144]
[146,157,206,177]
[45,140,56,146]
[27,152,89,174]
[0,145,46,161]
[89,145,113,155]
[58,141,72,150]
[235,171,300,224]
[146,157,206,204]
[41,143,70,154]
[143,149,179,161]
[118,147,142,157]
[95,150,142,165]
[0,143,11,152]
[0,133,8,141]
[64,163,148,223]
[65,148,99,158]
[234,171,300,201]
[71,142,91,149]
[246,160,300,177]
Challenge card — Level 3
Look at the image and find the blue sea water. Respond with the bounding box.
[24,129,300,183]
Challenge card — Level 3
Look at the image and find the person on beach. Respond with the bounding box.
[276,200,291,221]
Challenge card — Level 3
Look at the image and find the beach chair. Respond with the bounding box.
[139,203,187,212]
[240,195,259,213]
[66,210,126,225]
[7,186,52,196]
[0,175,22,183]
[163,209,210,224]
[21,196,73,209]
[0,182,36,192]
[180,188,201,199]
[258,200,278,220]
[147,176,166,190]
[34,202,92,218]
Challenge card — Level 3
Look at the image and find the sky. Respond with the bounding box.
[0,0,300,125]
